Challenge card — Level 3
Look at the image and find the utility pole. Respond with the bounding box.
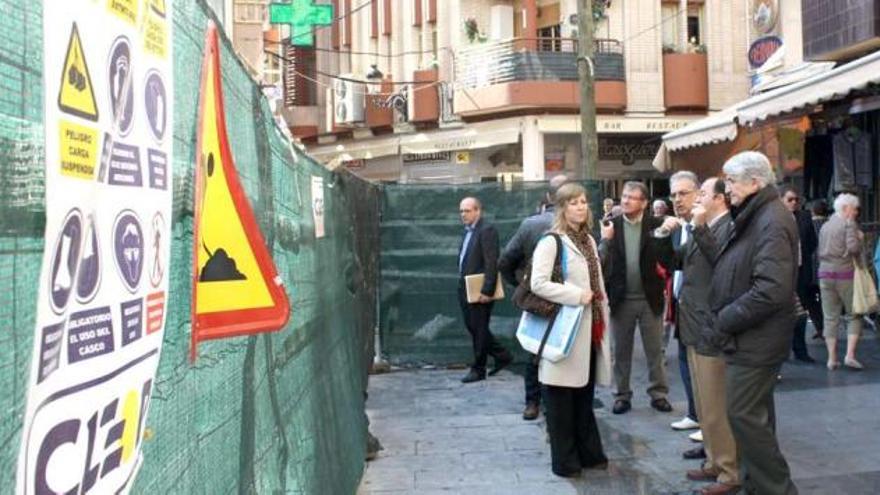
[680,0,688,51]
[577,0,598,180]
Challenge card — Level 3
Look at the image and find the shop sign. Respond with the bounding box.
[598,137,659,166]
[402,151,451,164]
[597,119,690,133]
[751,0,779,35]
[343,159,365,169]
[545,152,564,172]
[749,36,783,69]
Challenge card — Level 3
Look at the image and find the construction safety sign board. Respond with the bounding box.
[191,23,290,360]
[57,23,99,122]
[18,1,174,494]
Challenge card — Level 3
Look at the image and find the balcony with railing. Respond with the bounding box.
[453,37,627,117]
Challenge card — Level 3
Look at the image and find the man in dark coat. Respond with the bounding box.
[598,181,675,415]
[780,186,819,361]
[706,152,798,495]
[666,172,701,435]
[680,177,740,495]
[498,175,568,419]
[458,197,511,384]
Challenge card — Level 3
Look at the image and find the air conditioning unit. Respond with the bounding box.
[333,75,365,124]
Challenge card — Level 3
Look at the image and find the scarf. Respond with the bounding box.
[567,227,606,345]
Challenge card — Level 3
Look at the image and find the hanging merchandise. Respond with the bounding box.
[832,127,873,192]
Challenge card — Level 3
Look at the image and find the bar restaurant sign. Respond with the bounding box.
[402,151,452,164]
[599,136,660,166]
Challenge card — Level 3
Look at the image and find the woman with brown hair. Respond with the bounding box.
[530,183,612,477]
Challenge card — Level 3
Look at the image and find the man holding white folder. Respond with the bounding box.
[458,197,512,383]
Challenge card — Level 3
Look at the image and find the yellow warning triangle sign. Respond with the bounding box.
[57,23,98,122]
[191,22,290,361]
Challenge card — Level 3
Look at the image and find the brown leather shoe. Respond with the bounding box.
[686,468,719,482]
[522,402,539,420]
[701,482,741,495]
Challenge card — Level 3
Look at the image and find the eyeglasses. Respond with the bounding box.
[621,193,645,201]
[669,190,695,200]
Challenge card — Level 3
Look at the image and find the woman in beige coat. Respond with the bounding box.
[530,183,613,478]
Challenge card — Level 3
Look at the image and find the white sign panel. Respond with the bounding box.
[311,176,325,239]
[17,1,174,493]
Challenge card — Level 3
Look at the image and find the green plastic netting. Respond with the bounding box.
[378,181,604,366]
[0,1,378,494]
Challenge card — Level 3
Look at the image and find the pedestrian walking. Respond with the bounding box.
[679,177,740,495]
[498,175,569,419]
[818,192,865,370]
[598,181,675,415]
[780,186,818,363]
[707,151,798,495]
[530,183,611,478]
[809,199,831,339]
[457,197,512,383]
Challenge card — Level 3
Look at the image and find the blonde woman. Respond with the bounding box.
[530,183,613,478]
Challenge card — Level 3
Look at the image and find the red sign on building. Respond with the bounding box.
[749,36,783,68]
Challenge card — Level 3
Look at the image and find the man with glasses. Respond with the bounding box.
[705,152,798,495]
[599,181,675,415]
[781,186,819,362]
[664,173,702,441]
[681,177,740,495]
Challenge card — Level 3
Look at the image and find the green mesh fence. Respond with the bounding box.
[379,181,604,366]
[0,1,378,494]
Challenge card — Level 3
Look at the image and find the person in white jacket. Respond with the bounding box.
[531,183,613,478]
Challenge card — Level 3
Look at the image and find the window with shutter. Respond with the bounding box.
[284,45,318,107]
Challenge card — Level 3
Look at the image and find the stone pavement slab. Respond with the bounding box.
[359,331,880,494]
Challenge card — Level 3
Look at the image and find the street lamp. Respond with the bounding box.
[366,64,384,81]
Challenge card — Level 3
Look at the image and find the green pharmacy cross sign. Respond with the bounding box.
[269,0,334,47]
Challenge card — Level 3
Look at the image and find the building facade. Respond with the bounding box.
[661,0,880,221]
[280,0,754,190]
[206,0,286,96]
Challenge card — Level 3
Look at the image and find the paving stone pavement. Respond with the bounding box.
[359,329,880,494]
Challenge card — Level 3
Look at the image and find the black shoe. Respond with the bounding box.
[522,402,540,420]
[552,468,582,478]
[461,369,486,383]
[593,397,604,409]
[683,447,706,460]
[794,354,815,363]
[651,398,673,413]
[582,458,609,470]
[489,354,513,376]
[612,399,631,415]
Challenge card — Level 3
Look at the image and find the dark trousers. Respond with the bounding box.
[791,314,810,359]
[524,361,541,405]
[726,364,798,495]
[798,284,824,336]
[679,340,698,421]
[457,288,508,372]
[543,349,607,475]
